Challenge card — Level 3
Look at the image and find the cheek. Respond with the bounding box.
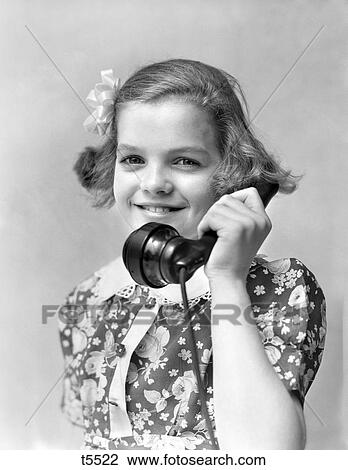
[195,180,216,204]
[189,191,215,215]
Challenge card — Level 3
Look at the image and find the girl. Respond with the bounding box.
[58,59,326,450]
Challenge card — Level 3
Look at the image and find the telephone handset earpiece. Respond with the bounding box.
[122,183,279,288]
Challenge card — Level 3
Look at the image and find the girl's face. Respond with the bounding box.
[113,99,222,239]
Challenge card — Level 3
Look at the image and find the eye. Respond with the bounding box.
[119,155,143,165]
[175,158,200,167]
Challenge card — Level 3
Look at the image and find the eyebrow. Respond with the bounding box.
[116,143,210,156]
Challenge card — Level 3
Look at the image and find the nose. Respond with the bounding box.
[139,164,173,194]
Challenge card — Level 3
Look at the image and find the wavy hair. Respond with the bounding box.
[74,58,302,208]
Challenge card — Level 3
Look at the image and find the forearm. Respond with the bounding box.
[210,276,306,449]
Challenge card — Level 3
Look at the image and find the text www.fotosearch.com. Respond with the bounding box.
[80,453,267,467]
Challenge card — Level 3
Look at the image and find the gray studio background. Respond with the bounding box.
[0,0,346,449]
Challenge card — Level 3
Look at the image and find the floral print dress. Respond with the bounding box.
[58,256,326,450]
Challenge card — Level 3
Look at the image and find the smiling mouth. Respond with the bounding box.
[135,205,184,214]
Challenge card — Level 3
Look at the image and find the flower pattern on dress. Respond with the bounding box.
[58,257,326,450]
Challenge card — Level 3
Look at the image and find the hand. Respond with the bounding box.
[197,187,272,282]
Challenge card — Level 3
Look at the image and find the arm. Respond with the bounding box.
[210,275,306,449]
[58,290,85,428]
[196,188,307,449]
[58,274,101,428]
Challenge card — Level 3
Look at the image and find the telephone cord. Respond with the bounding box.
[178,267,219,450]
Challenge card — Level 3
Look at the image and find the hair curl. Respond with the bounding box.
[74,58,302,208]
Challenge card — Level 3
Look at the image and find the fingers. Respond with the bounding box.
[196,205,231,239]
[218,188,272,227]
[197,205,271,240]
[219,187,265,214]
[197,187,272,239]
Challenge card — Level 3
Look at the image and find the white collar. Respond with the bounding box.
[94,255,211,304]
[93,254,265,304]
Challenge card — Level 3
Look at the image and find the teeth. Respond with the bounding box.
[142,206,171,213]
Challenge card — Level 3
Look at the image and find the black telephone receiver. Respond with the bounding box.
[122,182,279,288]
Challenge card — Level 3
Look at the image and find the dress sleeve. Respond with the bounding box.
[248,257,327,407]
[57,273,103,427]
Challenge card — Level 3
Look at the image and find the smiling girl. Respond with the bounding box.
[58,59,326,450]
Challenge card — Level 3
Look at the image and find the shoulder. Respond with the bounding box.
[58,255,134,338]
[247,255,326,339]
[248,255,324,296]
[248,255,326,347]
[248,256,326,401]
[66,255,134,305]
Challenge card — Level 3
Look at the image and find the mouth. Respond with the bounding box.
[134,205,185,215]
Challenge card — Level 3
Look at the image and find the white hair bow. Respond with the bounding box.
[83,69,121,136]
